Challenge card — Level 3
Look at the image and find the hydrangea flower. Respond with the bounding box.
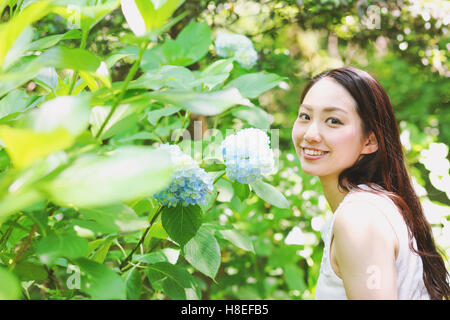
[153,144,213,207]
[214,32,258,69]
[220,128,275,184]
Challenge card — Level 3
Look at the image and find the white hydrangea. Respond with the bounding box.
[220,128,275,184]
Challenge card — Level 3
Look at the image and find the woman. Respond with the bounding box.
[291,66,449,300]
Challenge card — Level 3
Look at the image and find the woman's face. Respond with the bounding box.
[292,77,375,180]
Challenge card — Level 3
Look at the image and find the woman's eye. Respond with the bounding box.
[298,113,310,120]
[326,117,342,125]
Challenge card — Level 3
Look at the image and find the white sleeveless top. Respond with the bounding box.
[315,184,430,300]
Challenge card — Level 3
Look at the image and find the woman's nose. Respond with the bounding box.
[304,122,322,143]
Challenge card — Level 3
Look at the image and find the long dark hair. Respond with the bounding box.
[300,66,449,300]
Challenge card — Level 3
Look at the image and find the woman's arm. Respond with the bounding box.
[333,201,398,299]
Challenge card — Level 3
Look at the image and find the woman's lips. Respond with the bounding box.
[302,147,329,160]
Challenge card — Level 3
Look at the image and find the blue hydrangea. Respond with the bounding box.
[153,144,213,207]
[220,128,275,184]
[214,32,258,69]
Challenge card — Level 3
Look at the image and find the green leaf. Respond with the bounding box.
[77,204,149,234]
[40,146,174,208]
[224,72,285,98]
[130,65,195,90]
[36,233,88,264]
[146,88,252,116]
[76,257,126,300]
[161,204,202,246]
[147,106,181,125]
[92,235,116,263]
[0,126,74,169]
[0,1,52,69]
[183,226,220,279]
[145,262,192,300]
[14,261,48,281]
[283,264,307,292]
[2,26,33,71]
[249,179,290,209]
[231,105,271,130]
[25,94,91,136]
[0,89,31,123]
[162,22,211,66]
[134,251,168,264]
[26,29,82,51]
[0,267,21,299]
[123,267,142,300]
[0,189,43,225]
[217,228,254,253]
[40,46,101,72]
[0,95,90,168]
[196,58,234,90]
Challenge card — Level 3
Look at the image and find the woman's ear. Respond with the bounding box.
[361,132,378,155]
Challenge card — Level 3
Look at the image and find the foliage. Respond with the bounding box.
[0,0,448,300]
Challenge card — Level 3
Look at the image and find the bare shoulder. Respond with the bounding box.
[333,199,398,252]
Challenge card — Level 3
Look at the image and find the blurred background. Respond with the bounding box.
[22,0,450,299]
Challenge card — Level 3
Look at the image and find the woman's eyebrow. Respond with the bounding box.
[300,103,348,114]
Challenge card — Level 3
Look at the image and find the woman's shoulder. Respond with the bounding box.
[333,185,399,251]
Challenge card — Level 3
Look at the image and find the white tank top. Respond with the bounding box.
[315,184,430,300]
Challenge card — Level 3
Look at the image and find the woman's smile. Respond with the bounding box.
[302,147,329,160]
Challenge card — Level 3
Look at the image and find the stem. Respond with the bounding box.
[11,224,38,266]
[173,111,190,144]
[213,171,226,184]
[119,205,163,271]
[95,39,150,140]
[68,28,89,95]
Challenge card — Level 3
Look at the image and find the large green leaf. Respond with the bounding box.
[0,47,101,97]
[76,257,126,300]
[130,65,195,90]
[146,88,252,116]
[161,204,202,246]
[183,226,220,279]
[25,94,91,136]
[162,22,211,66]
[40,46,101,72]
[0,126,74,169]
[0,1,52,69]
[249,179,290,209]
[76,204,149,234]
[36,233,89,264]
[0,267,21,300]
[224,72,285,99]
[40,146,174,208]
[0,95,90,169]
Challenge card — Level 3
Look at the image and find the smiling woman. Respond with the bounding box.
[292,66,450,300]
